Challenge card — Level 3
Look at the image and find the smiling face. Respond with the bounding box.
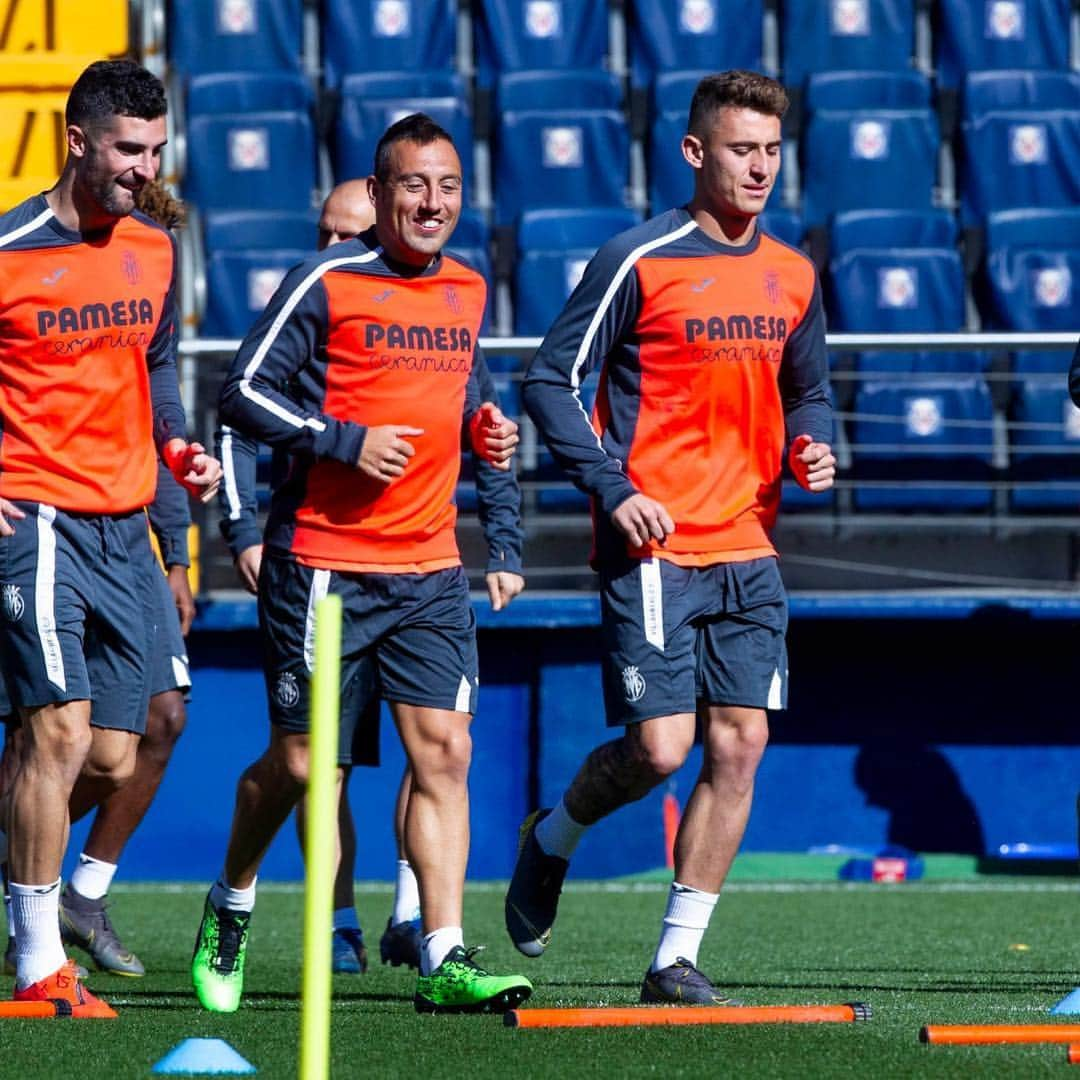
[70,113,167,222]
[683,106,782,243]
[368,137,462,268]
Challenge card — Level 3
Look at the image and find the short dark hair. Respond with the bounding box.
[688,70,789,137]
[372,113,456,182]
[66,59,167,131]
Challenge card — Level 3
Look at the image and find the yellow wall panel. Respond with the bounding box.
[0,0,128,59]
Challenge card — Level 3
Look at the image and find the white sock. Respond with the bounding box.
[651,881,719,972]
[392,859,421,925]
[10,879,67,989]
[69,854,118,901]
[421,926,463,976]
[4,893,12,940]
[534,797,587,860]
[333,907,360,933]
[209,875,257,913]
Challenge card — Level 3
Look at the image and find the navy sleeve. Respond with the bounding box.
[1070,339,1080,407]
[216,424,263,559]
[779,276,834,446]
[146,457,191,567]
[468,351,523,574]
[218,258,366,467]
[147,235,188,451]
[522,237,643,516]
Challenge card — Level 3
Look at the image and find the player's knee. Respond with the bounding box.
[144,693,187,754]
[635,726,693,781]
[413,725,472,786]
[704,711,769,779]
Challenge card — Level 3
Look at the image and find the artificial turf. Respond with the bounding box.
[0,864,1076,1078]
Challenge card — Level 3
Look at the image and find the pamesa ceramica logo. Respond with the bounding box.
[2,583,24,622]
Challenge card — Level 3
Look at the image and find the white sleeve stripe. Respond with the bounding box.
[0,207,55,249]
[240,247,384,430]
[569,220,698,390]
[220,426,242,522]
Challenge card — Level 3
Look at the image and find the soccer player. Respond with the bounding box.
[194,113,532,1014]
[506,70,835,1004]
[0,59,220,1016]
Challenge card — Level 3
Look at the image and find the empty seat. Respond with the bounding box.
[494,110,629,225]
[201,249,306,337]
[627,0,762,89]
[184,111,317,213]
[801,108,939,229]
[496,69,622,111]
[962,69,1080,116]
[959,109,1080,225]
[851,378,994,509]
[168,0,302,75]
[781,0,916,90]
[186,71,313,115]
[829,208,958,253]
[805,70,932,111]
[333,83,473,190]
[203,209,319,253]
[474,0,606,87]
[322,0,455,88]
[759,207,804,248]
[650,70,712,121]
[513,207,641,335]
[982,208,1080,332]
[648,111,692,212]
[936,0,1070,90]
[1009,380,1080,510]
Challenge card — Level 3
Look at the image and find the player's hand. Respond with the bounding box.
[612,493,675,549]
[470,402,519,472]
[234,544,263,596]
[164,439,223,503]
[788,434,836,493]
[357,425,424,482]
[0,498,26,537]
[166,563,196,636]
[486,571,524,611]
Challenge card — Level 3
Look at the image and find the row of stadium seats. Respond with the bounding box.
[164,0,1077,92]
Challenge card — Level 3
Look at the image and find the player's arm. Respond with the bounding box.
[521,237,644,518]
[1069,338,1080,408]
[216,424,264,595]
[779,276,836,493]
[147,459,196,634]
[147,243,222,502]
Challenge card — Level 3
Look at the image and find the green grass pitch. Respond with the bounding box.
[0,866,1076,1078]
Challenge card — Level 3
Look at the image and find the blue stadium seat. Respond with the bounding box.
[936,0,1070,90]
[650,70,711,121]
[474,0,607,87]
[513,208,641,335]
[330,71,465,103]
[627,0,762,89]
[805,70,931,111]
[203,209,318,253]
[959,109,1080,225]
[494,110,629,225]
[1009,380,1080,510]
[333,82,473,190]
[851,378,995,509]
[829,247,980,374]
[648,111,692,212]
[830,208,958,253]
[962,70,1080,116]
[982,210,1080,333]
[759,207,804,248]
[801,108,939,229]
[781,0,915,90]
[184,112,317,213]
[496,70,622,111]
[186,71,312,115]
[322,0,455,88]
[168,0,302,75]
[201,249,306,337]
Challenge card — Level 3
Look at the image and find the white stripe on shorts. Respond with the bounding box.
[454,674,473,713]
[767,668,783,710]
[171,654,192,690]
[302,569,331,673]
[34,505,65,691]
[640,558,665,651]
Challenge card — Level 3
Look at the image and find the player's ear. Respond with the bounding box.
[682,133,704,171]
[67,124,89,160]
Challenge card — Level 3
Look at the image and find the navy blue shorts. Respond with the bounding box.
[147,567,192,699]
[258,557,477,763]
[0,502,155,733]
[600,555,789,726]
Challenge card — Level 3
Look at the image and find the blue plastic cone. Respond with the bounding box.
[151,1038,256,1075]
[1051,988,1080,1015]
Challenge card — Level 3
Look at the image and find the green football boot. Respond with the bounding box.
[191,892,250,1013]
[414,945,532,1014]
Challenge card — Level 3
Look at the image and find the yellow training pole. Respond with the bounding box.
[299,593,342,1080]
